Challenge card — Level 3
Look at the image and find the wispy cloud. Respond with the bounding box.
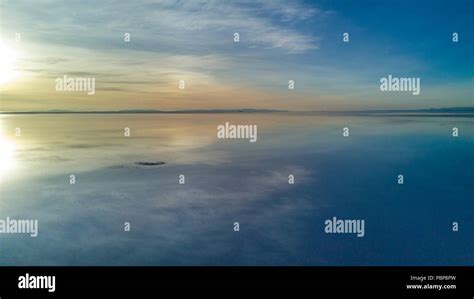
[2,0,321,54]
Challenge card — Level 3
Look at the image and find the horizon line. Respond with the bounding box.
[1,107,474,115]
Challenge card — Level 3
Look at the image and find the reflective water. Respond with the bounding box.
[0,113,473,265]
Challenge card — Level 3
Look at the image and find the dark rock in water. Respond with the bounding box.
[135,161,166,166]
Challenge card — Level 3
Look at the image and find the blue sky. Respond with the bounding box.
[0,0,472,111]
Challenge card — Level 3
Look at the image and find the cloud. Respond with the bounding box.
[1,0,331,111]
[2,0,321,55]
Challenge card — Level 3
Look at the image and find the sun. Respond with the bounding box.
[0,41,20,84]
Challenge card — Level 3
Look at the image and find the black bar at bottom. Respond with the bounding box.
[0,266,472,298]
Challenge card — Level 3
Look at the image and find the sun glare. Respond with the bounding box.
[0,41,20,84]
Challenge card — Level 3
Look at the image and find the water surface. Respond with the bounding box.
[0,113,472,265]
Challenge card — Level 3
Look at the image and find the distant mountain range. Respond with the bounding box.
[1,107,473,114]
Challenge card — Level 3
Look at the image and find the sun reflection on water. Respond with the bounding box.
[0,136,16,177]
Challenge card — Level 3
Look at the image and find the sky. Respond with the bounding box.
[0,0,473,111]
